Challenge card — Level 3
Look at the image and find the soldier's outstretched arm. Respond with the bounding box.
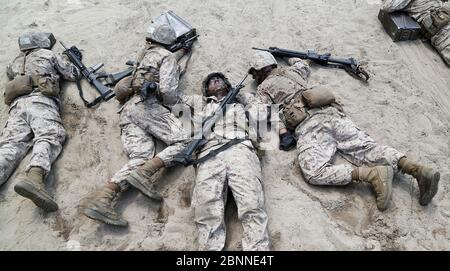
[173,48,191,62]
[54,53,80,81]
[179,93,203,109]
[159,55,181,106]
[287,57,311,80]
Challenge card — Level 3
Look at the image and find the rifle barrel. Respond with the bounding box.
[252,47,269,51]
[187,34,200,42]
[257,47,356,66]
[59,41,68,50]
[178,74,248,162]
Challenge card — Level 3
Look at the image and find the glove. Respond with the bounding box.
[182,41,194,53]
[279,131,296,151]
[140,81,157,101]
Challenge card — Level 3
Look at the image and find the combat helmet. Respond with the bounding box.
[201,72,232,96]
[248,51,277,75]
[146,22,177,45]
[18,31,56,52]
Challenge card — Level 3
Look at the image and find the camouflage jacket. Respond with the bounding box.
[252,57,311,105]
[180,94,254,153]
[7,48,79,86]
[133,44,182,106]
[382,0,443,22]
[5,48,79,108]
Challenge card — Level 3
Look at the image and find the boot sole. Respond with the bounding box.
[83,207,128,227]
[126,174,163,202]
[378,167,393,211]
[420,171,440,206]
[14,182,58,212]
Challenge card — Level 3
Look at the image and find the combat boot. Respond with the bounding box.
[126,157,164,202]
[82,183,128,227]
[14,167,59,212]
[398,158,440,206]
[352,166,393,211]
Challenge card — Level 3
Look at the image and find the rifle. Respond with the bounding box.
[172,74,249,166]
[60,41,115,107]
[168,32,199,77]
[167,33,200,52]
[252,47,370,82]
[97,66,134,86]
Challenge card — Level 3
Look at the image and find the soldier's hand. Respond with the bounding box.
[182,41,194,53]
[279,131,296,151]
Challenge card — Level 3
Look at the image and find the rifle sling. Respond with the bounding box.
[191,138,247,166]
[76,80,102,108]
[180,49,193,78]
[21,52,28,75]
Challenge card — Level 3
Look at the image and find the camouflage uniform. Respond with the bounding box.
[295,107,405,185]
[0,48,79,186]
[109,45,189,191]
[250,57,311,131]
[181,94,270,251]
[249,56,405,186]
[382,0,450,65]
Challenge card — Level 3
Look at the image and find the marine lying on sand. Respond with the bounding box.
[1,31,80,212]
[0,7,443,251]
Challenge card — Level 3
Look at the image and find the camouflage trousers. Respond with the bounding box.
[0,94,66,186]
[110,96,189,191]
[192,142,270,251]
[295,107,405,186]
[431,24,450,65]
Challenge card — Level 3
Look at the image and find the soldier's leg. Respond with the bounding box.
[332,113,406,210]
[82,122,155,227]
[226,144,270,251]
[333,114,405,171]
[125,103,189,198]
[110,122,156,191]
[296,115,353,186]
[0,109,33,186]
[14,99,64,212]
[333,115,440,206]
[297,112,394,210]
[138,103,189,167]
[192,155,227,251]
[27,105,66,173]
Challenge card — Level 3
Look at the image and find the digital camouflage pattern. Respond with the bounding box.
[247,54,405,187]
[248,51,277,73]
[382,0,441,21]
[110,96,190,191]
[252,57,310,105]
[249,57,312,131]
[295,107,405,185]
[109,44,186,191]
[0,48,79,186]
[181,93,270,251]
[133,44,182,106]
[193,143,269,251]
[382,0,450,65]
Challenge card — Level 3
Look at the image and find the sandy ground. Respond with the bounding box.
[0,0,449,251]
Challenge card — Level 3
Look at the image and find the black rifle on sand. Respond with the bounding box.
[252,47,370,82]
[172,74,249,167]
[61,41,133,107]
[167,33,199,52]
